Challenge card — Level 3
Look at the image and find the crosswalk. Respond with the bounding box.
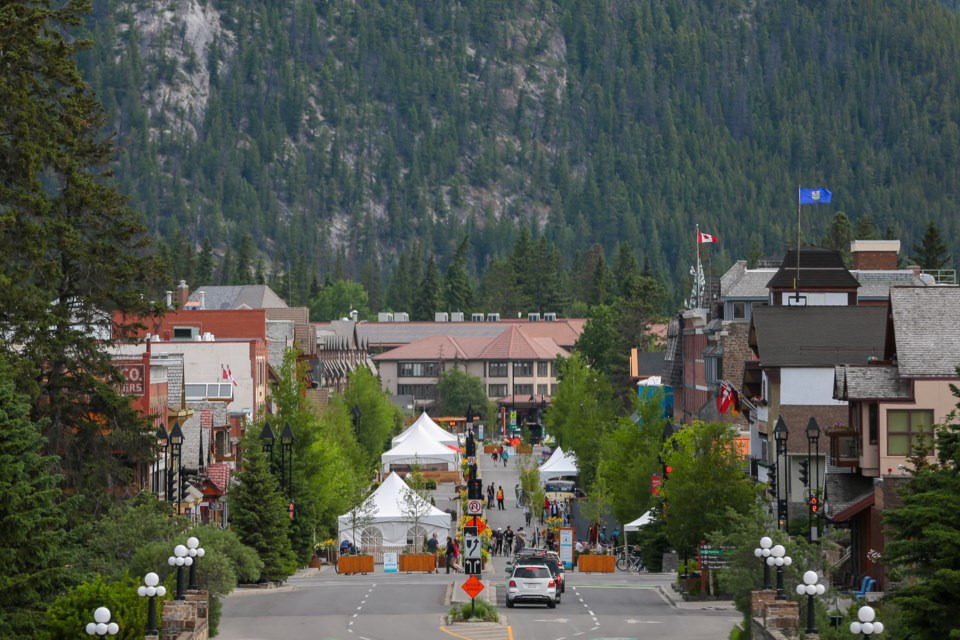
[439,622,512,640]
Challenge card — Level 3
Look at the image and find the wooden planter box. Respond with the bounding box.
[337,555,374,575]
[399,554,437,573]
[483,445,496,453]
[309,555,322,569]
[577,554,615,573]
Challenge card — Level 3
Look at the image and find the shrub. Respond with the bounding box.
[448,599,499,623]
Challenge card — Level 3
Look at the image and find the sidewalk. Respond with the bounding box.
[654,578,737,611]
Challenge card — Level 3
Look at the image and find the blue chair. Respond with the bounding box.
[854,576,876,600]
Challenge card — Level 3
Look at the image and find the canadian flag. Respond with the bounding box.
[698,231,718,244]
[716,381,734,414]
[222,365,228,381]
[227,366,239,387]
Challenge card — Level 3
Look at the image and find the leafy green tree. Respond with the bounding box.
[911,221,951,271]
[338,367,401,470]
[882,379,960,640]
[341,485,379,553]
[659,422,760,556]
[39,575,147,640]
[228,432,298,582]
[0,356,74,638]
[435,368,493,420]
[308,279,371,322]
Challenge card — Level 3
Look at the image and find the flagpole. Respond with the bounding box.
[796,185,801,301]
[696,224,702,308]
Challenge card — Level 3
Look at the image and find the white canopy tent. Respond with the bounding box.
[538,446,579,482]
[382,426,459,472]
[624,510,654,531]
[337,472,452,548]
[392,412,459,447]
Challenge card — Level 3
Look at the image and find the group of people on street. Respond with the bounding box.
[490,444,509,466]
[486,483,506,510]
[541,496,570,526]
[490,526,527,555]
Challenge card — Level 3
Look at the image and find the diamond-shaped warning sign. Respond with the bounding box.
[461,575,484,599]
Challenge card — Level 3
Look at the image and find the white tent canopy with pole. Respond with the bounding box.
[381,426,459,472]
[392,412,459,447]
[337,472,452,548]
[624,510,654,531]
[538,446,579,482]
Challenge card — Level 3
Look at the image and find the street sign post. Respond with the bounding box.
[461,575,485,616]
[467,499,483,515]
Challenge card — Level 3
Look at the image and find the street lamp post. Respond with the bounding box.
[767,544,792,600]
[169,422,184,514]
[155,425,169,500]
[351,405,362,438]
[753,536,774,589]
[806,418,821,542]
[773,417,789,532]
[260,421,276,459]
[138,572,167,636]
[795,570,826,635]
[85,606,119,637]
[186,536,206,590]
[280,422,294,497]
[850,605,884,638]
[168,543,193,600]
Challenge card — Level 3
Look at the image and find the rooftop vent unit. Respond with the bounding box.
[172,326,199,341]
[486,313,500,322]
[471,313,484,322]
[435,312,449,322]
[527,312,541,322]
[377,312,393,322]
[543,312,558,321]
[394,312,410,322]
[451,312,465,322]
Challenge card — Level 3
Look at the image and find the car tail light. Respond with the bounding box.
[548,580,556,588]
[509,580,517,588]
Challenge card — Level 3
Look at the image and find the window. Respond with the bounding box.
[398,384,437,399]
[886,410,934,456]
[514,384,533,396]
[537,384,548,396]
[488,361,508,377]
[551,362,557,376]
[732,302,747,320]
[868,403,878,445]
[514,361,533,377]
[406,525,427,547]
[398,362,439,377]
[488,384,508,397]
[214,430,230,457]
[705,356,723,386]
[185,383,234,401]
[537,361,549,376]
[361,527,383,551]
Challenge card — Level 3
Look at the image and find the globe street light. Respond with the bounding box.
[85,606,119,636]
[753,536,774,590]
[168,543,193,600]
[767,544,793,600]
[795,570,826,635]
[138,572,167,636]
[186,536,206,590]
[850,605,884,637]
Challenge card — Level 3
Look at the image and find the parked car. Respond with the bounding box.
[512,550,565,599]
[506,564,557,609]
[543,480,585,502]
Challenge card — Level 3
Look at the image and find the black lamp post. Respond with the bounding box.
[155,425,169,500]
[168,543,191,601]
[774,417,789,532]
[280,422,294,497]
[186,536,205,590]
[169,422,184,513]
[768,543,792,600]
[351,405,362,438]
[260,421,276,460]
[754,536,774,589]
[138,572,166,635]
[795,570,825,634]
[806,417,821,542]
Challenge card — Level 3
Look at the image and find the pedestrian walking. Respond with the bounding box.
[523,503,532,527]
[445,536,455,574]
[494,528,504,555]
[502,449,509,466]
[496,485,505,510]
[492,449,498,463]
[504,526,514,554]
[515,483,522,507]
[486,484,495,509]
[427,533,439,573]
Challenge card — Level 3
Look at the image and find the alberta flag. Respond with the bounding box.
[799,187,832,204]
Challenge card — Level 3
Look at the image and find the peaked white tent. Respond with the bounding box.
[624,510,654,531]
[539,446,579,482]
[392,412,459,447]
[337,472,452,548]
[382,425,459,472]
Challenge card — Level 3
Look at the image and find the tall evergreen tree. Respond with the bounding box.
[0,355,74,637]
[911,221,951,270]
[228,433,298,582]
[444,236,474,312]
[0,0,166,502]
[413,255,443,320]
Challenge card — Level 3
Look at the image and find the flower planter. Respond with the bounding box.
[309,555,322,569]
[399,554,437,573]
[337,555,374,575]
[577,554,615,573]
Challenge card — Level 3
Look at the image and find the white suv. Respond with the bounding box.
[506,564,557,609]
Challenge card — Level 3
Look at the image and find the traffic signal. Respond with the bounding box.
[467,478,483,500]
[664,465,673,479]
[166,468,175,501]
[180,472,189,501]
[798,460,809,487]
[768,463,778,497]
[810,496,818,514]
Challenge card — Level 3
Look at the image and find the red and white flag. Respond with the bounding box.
[698,231,718,244]
[227,366,239,387]
[716,381,734,414]
[222,365,228,380]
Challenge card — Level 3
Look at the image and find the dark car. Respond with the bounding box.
[513,551,565,599]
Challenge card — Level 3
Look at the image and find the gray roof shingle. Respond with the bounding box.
[750,306,887,367]
[766,247,862,290]
[834,364,911,400]
[891,286,960,376]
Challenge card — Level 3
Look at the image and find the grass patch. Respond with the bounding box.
[448,599,500,623]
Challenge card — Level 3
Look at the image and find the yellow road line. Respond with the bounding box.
[439,626,473,640]
[508,625,514,640]
[438,624,513,640]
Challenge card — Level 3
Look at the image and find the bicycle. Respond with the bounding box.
[616,549,644,572]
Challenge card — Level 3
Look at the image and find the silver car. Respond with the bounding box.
[506,564,557,609]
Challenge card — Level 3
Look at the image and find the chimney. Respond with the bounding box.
[850,240,901,271]
[165,290,173,308]
[177,280,190,307]
[199,290,205,310]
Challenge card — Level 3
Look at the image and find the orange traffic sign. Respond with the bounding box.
[469,516,487,535]
[461,575,485,599]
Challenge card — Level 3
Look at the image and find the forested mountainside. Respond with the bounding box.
[79,0,960,310]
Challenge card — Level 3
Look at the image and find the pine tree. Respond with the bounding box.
[911,221,951,271]
[0,0,167,500]
[228,433,298,582]
[445,236,474,313]
[0,355,74,637]
[413,255,443,321]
